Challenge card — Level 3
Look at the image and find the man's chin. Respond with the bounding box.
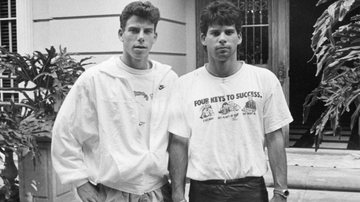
[132,54,149,61]
[132,51,148,57]
[216,55,231,61]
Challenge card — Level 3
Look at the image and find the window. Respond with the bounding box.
[0,0,17,52]
[0,0,18,103]
[231,0,269,65]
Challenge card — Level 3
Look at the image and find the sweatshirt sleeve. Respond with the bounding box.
[51,73,98,186]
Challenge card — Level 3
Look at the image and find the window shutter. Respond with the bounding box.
[0,0,18,103]
[0,0,17,52]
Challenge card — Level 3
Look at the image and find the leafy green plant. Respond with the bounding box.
[0,46,92,201]
[303,0,360,150]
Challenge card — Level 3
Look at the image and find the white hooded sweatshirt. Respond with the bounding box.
[51,56,178,194]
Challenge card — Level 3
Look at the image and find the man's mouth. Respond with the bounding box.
[134,46,147,49]
[216,46,229,51]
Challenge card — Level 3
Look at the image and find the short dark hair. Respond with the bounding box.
[120,1,160,30]
[200,0,242,34]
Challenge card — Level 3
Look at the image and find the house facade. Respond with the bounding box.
[3,0,293,142]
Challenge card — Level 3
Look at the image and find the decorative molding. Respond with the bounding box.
[68,51,186,56]
[33,15,186,25]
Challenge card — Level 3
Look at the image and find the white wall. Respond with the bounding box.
[31,0,191,75]
[185,0,196,73]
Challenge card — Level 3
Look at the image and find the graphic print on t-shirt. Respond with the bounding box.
[194,91,262,122]
[200,104,215,120]
[134,91,153,101]
[134,91,153,126]
[242,96,256,115]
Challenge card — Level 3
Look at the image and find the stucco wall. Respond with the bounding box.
[31,0,191,75]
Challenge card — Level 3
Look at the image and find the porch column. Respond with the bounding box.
[16,0,34,54]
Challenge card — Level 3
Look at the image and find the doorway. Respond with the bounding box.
[289,0,358,149]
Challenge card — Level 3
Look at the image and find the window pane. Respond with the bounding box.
[0,19,16,52]
[10,0,16,18]
[3,93,19,102]
[11,20,16,52]
[0,0,9,18]
[1,21,10,49]
[2,78,11,88]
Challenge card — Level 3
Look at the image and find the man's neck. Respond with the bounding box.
[120,55,150,70]
[206,59,242,78]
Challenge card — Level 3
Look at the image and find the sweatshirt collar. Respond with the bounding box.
[99,56,172,80]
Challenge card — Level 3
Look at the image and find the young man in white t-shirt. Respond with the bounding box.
[168,1,293,202]
[51,1,178,202]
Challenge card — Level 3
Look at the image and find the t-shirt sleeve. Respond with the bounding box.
[168,80,191,138]
[263,75,293,134]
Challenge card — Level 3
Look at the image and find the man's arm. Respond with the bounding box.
[169,133,189,202]
[266,128,288,201]
[51,76,100,202]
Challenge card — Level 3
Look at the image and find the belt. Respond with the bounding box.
[190,176,262,185]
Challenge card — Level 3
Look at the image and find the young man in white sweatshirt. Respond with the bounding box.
[51,1,178,202]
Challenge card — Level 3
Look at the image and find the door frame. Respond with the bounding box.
[269,0,290,145]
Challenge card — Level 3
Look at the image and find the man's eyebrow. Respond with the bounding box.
[127,26,139,29]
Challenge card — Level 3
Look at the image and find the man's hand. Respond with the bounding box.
[77,182,105,202]
[270,194,287,202]
[171,192,186,202]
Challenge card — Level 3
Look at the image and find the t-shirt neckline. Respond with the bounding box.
[203,61,246,82]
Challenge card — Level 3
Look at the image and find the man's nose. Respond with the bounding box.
[219,32,226,44]
[138,31,145,43]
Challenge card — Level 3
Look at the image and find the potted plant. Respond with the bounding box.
[303,0,360,150]
[0,46,91,201]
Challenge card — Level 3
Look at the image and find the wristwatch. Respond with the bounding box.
[273,189,290,199]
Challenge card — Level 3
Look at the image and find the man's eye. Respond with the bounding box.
[225,30,235,35]
[129,28,139,33]
[211,31,220,36]
[144,29,153,34]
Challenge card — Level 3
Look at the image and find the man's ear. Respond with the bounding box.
[154,32,158,41]
[118,28,124,42]
[200,33,206,46]
[237,32,242,45]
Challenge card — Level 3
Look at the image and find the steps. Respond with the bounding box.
[265,148,360,202]
[289,127,356,150]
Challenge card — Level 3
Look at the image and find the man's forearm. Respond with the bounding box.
[266,128,288,190]
[169,133,188,201]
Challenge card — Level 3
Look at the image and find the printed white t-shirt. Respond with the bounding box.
[168,62,293,181]
[118,59,155,146]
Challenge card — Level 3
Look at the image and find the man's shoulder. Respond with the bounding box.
[179,66,204,81]
[84,57,120,76]
[151,60,171,69]
[151,60,179,79]
[70,57,115,87]
[242,63,277,79]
